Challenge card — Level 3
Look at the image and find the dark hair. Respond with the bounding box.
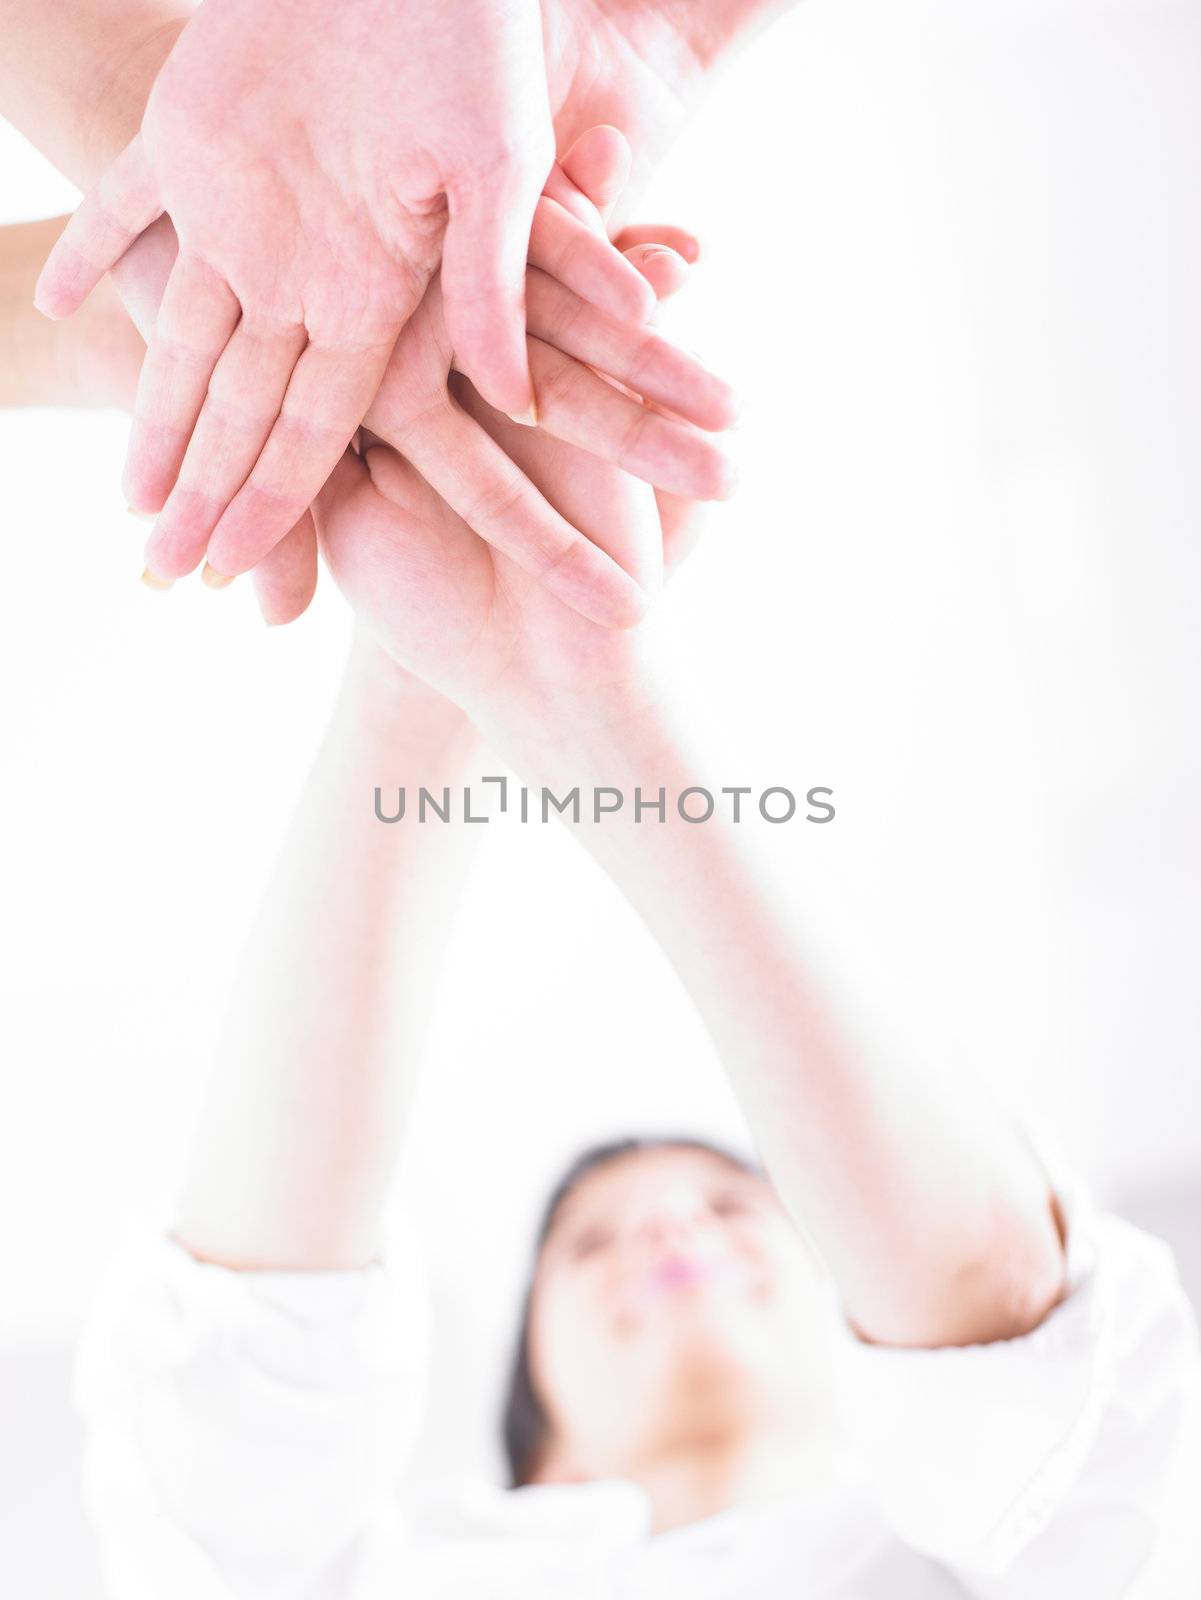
[500,1134,761,1489]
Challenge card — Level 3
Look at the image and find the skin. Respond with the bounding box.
[0,187,723,626]
[0,1,740,622]
[2,0,1069,1545]
[1,128,1066,1528]
[28,0,760,601]
[35,1,559,513]
[313,404,1068,1358]
[0,218,143,410]
[12,0,783,613]
[525,1145,840,1530]
[1,39,734,620]
[140,131,735,618]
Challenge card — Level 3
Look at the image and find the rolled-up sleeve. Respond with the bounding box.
[74,1222,431,1600]
[830,1176,1201,1594]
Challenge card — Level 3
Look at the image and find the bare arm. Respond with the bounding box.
[311,352,1070,1353]
[173,641,481,1270]
[0,216,143,408]
[0,1,186,190]
[481,687,1067,1349]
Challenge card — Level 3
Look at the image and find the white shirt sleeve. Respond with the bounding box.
[73,1222,431,1600]
[829,1170,1201,1595]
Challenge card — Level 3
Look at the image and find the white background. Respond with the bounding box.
[2,0,1199,1589]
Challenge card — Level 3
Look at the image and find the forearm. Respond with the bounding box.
[486,685,1066,1348]
[2,2,186,344]
[1,1,186,189]
[174,640,481,1271]
[0,220,73,406]
[0,217,143,408]
[672,0,801,71]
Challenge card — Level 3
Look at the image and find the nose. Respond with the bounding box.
[628,1185,712,1253]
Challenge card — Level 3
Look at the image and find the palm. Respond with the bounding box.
[141,0,551,346]
[545,0,710,219]
[316,400,664,726]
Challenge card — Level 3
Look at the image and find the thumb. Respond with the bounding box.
[442,155,547,423]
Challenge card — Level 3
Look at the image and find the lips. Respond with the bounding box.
[647,1253,713,1292]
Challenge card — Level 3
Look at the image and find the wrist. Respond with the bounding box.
[0,220,62,406]
[347,631,479,745]
[465,624,677,765]
[663,0,796,74]
[474,669,688,799]
[71,9,188,184]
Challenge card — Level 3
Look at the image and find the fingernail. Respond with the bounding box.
[140,568,173,591]
[201,562,234,590]
[507,399,540,428]
[127,506,156,523]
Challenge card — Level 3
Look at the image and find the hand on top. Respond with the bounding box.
[314,136,711,731]
[34,0,698,609]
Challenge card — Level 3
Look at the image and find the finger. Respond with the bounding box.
[558,125,632,221]
[442,163,543,421]
[142,315,307,574]
[611,224,701,264]
[528,196,655,327]
[204,337,396,577]
[252,511,319,626]
[657,490,710,576]
[623,242,690,302]
[528,336,737,501]
[110,215,180,340]
[34,136,162,318]
[360,443,425,507]
[392,396,647,628]
[313,446,371,531]
[540,164,603,232]
[123,254,241,516]
[526,269,738,433]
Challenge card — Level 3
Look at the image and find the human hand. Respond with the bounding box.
[335,129,731,631]
[315,328,708,734]
[313,122,709,717]
[33,0,662,599]
[112,126,733,626]
[42,120,730,627]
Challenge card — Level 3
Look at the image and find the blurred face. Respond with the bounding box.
[525,1146,831,1482]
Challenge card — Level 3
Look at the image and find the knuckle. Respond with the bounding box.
[377,392,453,448]
[624,329,665,393]
[530,352,579,413]
[618,404,655,468]
[528,274,584,347]
[466,472,527,529]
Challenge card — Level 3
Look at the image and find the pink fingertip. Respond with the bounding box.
[713,457,740,501]
[707,381,741,433]
[631,272,658,323]
[593,255,658,325]
[551,563,649,631]
[33,250,93,319]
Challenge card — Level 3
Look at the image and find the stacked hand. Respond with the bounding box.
[33,0,732,625]
[315,132,709,730]
[163,129,734,627]
[46,128,733,625]
[60,120,718,643]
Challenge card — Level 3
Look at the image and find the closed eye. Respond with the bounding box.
[571,1225,614,1261]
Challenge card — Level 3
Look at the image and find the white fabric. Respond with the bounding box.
[74,1183,1201,1599]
